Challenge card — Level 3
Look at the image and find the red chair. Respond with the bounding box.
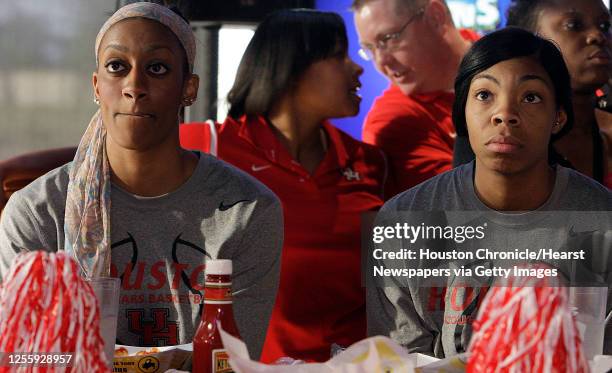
[0,147,77,214]
[180,121,217,155]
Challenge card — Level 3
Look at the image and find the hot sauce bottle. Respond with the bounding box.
[193,259,241,373]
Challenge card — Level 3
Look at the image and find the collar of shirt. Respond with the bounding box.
[234,115,350,174]
[385,84,455,105]
[410,89,455,104]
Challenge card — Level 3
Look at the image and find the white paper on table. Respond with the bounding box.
[591,355,612,373]
[415,353,468,373]
[220,325,327,372]
[219,324,423,372]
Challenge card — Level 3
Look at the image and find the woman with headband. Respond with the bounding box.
[0,2,282,358]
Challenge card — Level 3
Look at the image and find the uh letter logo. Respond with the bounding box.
[126,308,179,346]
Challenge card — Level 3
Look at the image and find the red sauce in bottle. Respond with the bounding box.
[193,260,241,373]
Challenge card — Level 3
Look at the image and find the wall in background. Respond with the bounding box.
[0,0,115,159]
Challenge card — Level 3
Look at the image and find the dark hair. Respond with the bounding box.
[168,4,190,24]
[506,0,557,32]
[452,27,574,159]
[227,9,348,118]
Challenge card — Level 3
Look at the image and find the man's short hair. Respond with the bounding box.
[351,0,431,14]
[351,0,454,23]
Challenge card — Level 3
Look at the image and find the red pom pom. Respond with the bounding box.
[467,266,589,373]
[0,251,109,372]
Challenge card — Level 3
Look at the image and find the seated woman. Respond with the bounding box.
[454,0,612,188]
[0,2,282,359]
[368,27,611,358]
[180,9,386,362]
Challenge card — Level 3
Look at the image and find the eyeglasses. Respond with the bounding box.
[358,8,425,61]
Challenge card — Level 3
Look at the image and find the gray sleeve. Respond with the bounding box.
[0,192,52,279]
[367,283,436,354]
[366,199,437,355]
[230,194,283,360]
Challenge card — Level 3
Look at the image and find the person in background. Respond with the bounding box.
[0,2,282,359]
[179,9,386,362]
[598,76,612,171]
[368,27,612,358]
[455,0,612,188]
[352,0,477,197]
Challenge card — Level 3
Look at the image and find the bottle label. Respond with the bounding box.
[204,282,232,304]
[212,348,233,373]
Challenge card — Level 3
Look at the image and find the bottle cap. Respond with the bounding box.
[206,259,232,275]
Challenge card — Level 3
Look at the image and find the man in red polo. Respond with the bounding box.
[353,0,477,197]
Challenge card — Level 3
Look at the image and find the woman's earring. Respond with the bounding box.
[183,97,194,106]
[93,97,100,105]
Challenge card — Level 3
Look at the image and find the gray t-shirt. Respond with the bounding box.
[0,153,283,359]
[368,162,612,358]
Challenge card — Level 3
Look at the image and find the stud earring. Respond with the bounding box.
[183,97,194,106]
[93,97,100,105]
